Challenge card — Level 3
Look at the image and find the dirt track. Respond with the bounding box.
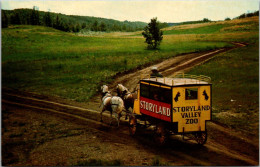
[2,42,259,166]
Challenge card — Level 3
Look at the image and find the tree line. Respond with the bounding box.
[236,11,259,19]
[1,8,147,32]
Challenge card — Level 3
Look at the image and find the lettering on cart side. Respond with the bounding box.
[140,100,170,117]
[181,112,201,118]
[173,105,211,112]
[186,118,198,124]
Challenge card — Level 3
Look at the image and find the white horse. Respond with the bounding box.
[100,85,125,127]
[116,84,137,119]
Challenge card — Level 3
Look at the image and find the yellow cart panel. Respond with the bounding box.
[172,85,211,133]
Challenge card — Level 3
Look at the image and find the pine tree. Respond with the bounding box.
[2,10,9,28]
[82,22,86,29]
[75,24,81,32]
[30,6,40,25]
[54,15,61,29]
[100,22,106,31]
[44,11,52,27]
[91,20,98,31]
[10,11,21,25]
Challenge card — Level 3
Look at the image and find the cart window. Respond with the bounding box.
[150,86,172,104]
[140,84,149,98]
[160,88,172,104]
[150,86,161,101]
[185,88,198,100]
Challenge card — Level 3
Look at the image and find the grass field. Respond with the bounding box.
[188,40,259,136]
[2,25,231,101]
[2,17,259,103]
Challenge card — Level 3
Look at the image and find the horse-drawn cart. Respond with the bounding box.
[129,73,212,145]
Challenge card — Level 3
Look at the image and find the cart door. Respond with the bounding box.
[172,85,211,133]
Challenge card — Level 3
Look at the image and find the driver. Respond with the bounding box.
[150,66,163,78]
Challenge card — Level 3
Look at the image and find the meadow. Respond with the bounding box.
[189,41,259,136]
[186,17,259,135]
[2,17,258,103]
[2,24,231,101]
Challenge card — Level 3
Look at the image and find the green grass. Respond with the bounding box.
[188,41,259,135]
[2,17,258,102]
[2,25,232,101]
[163,24,227,35]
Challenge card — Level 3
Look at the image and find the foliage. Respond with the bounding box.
[10,11,21,25]
[2,10,8,28]
[91,20,99,31]
[1,25,232,102]
[236,10,259,19]
[168,18,212,27]
[43,11,52,27]
[202,18,211,22]
[2,8,147,32]
[225,17,231,21]
[142,17,163,49]
[2,15,258,103]
[30,6,40,25]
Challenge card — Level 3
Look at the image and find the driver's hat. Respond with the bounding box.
[151,66,158,71]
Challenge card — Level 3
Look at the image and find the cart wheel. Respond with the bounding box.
[194,130,207,145]
[129,116,137,136]
[154,123,166,145]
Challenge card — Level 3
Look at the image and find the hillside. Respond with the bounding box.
[2,16,258,102]
[2,8,147,32]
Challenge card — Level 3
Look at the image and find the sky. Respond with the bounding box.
[1,0,259,23]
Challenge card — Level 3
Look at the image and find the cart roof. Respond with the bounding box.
[141,77,210,87]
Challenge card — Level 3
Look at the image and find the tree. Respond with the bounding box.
[82,22,86,29]
[238,13,246,19]
[2,10,9,28]
[75,23,81,32]
[54,15,61,29]
[225,17,231,21]
[91,20,98,31]
[10,11,21,25]
[44,11,52,27]
[100,22,106,31]
[142,17,163,49]
[202,18,210,22]
[30,6,40,25]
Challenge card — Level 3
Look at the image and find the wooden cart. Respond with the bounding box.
[129,73,212,145]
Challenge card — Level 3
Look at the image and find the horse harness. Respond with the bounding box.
[123,92,132,100]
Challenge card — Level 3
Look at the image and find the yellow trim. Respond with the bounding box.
[150,83,160,87]
[140,82,171,89]
[161,85,171,89]
[140,81,149,85]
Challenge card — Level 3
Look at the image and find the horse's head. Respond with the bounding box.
[116,84,120,95]
[101,85,109,94]
[117,84,127,96]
